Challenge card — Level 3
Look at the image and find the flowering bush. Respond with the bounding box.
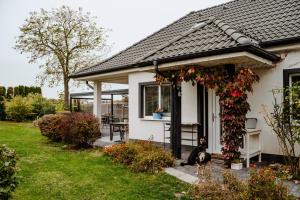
[104,141,174,173]
[0,145,18,199]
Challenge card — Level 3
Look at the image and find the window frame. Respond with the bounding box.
[289,73,300,122]
[139,81,171,119]
[283,69,300,123]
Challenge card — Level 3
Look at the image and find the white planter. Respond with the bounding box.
[231,163,243,170]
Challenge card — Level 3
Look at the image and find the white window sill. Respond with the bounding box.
[140,117,171,122]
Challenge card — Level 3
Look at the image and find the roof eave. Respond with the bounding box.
[260,36,300,48]
[151,45,280,66]
[69,45,280,79]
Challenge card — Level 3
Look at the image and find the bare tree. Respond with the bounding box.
[15,6,107,110]
[262,83,300,176]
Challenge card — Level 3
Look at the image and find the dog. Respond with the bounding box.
[180,138,211,166]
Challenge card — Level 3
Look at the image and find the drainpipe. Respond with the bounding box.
[86,81,94,90]
[154,61,182,159]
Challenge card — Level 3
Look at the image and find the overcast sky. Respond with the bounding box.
[0,0,230,98]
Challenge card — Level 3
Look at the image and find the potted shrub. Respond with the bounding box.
[231,158,243,170]
[153,108,163,119]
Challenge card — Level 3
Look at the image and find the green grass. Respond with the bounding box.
[0,121,189,200]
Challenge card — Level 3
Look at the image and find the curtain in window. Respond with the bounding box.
[144,85,158,116]
[161,85,171,113]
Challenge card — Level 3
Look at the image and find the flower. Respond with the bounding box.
[187,67,196,74]
[231,90,242,97]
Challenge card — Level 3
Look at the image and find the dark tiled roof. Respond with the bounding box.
[72,0,300,78]
[140,18,259,62]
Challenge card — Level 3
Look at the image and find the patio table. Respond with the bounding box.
[110,122,129,141]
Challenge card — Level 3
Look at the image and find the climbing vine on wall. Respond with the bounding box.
[155,66,259,164]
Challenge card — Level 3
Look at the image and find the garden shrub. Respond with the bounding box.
[187,181,246,200]
[6,87,13,99]
[104,143,141,165]
[38,114,64,142]
[5,95,32,122]
[186,168,295,200]
[38,112,101,147]
[248,168,294,200]
[4,93,56,121]
[29,93,56,118]
[0,86,6,120]
[61,112,101,147]
[131,150,174,173]
[223,170,247,193]
[104,141,174,173]
[13,85,41,97]
[0,145,18,199]
[186,171,247,200]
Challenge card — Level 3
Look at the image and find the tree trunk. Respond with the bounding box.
[63,78,70,111]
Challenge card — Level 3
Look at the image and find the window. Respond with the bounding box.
[144,85,159,116]
[161,85,171,114]
[142,83,171,117]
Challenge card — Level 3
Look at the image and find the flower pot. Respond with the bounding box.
[231,162,243,170]
[153,113,162,119]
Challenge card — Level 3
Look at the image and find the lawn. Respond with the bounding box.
[0,121,189,200]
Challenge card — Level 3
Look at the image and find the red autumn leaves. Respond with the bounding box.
[155,66,259,162]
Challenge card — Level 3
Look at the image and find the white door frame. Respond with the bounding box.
[207,90,222,154]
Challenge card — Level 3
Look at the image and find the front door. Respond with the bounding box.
[208,90,222,154]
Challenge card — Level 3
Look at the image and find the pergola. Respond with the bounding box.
[69,89,128,117]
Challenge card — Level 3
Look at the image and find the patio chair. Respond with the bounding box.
[101,115,110,128]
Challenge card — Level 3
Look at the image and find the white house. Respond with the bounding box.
[70,0,300,162]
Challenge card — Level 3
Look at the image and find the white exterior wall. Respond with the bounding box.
[128,49,300,155]
[248,49,300,155]
[181,81,198,124]
[128,72,197,143]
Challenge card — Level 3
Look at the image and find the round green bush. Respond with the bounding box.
[5,96,32,122]
[0,145,18,199]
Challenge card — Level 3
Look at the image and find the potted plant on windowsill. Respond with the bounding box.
[153,108,163,119]
[231,158,243,170]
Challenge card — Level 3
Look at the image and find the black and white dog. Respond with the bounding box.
[180,138,211,166]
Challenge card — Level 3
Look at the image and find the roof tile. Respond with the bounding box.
[73,0,300,77]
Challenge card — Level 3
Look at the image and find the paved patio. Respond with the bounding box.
[94,127,124,147]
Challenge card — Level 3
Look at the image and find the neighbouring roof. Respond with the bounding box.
[71,0,300,78]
